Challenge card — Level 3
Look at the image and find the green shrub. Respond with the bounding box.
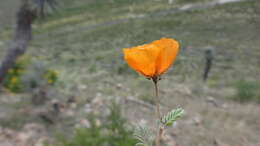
[43,69,59,85]
[234,80,259,102]
[256,94,260,103]
[3,55,58,93]
[3,55,31,92]
[52,102,137,146]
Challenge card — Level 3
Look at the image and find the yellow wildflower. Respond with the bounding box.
[48,79,53,84]
[11,77,18,84]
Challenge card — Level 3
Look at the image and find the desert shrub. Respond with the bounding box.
[3,55,31,92]
[234,80,259,102]
[52,102,137,146]
[3,55,58,93]
[43,69,59,85]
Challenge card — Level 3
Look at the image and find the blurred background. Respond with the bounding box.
[0,0,259,146]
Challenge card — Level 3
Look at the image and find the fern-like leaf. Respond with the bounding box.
[161,108,184,126]
[134,125,154,146]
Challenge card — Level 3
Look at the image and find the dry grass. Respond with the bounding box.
[0,0,260,145]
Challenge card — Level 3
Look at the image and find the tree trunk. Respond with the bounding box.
[0,1,36,85]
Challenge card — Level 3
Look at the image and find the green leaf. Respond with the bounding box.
[134,125,154,146]
[161,108,184,126]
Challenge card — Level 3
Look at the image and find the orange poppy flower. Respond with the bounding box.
[123,38,179,78]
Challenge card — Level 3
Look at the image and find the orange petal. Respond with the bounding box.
[123,44,160,77]
[152,38,179,75]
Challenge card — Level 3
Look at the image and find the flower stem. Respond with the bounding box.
[153,77,160,119]
[152,77,162,146]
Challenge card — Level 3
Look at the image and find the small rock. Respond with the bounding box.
[92,97,103,106]
[95,93,102,98]
[222,103,229,109]
[15,133,30,145]
[116,83,122,89]
[78,84,87,90]
[214,138,230,146]
[138,119,148,126]
[192,116,202,126]
[69,103,77,109]
[84,104,92,113]
[64,109,75,117]
[95,119,101,127]
[168,0,175,4]
[172,121,178,128]
[34,137,49,146]
[180,4,193,11]
[79,119,91,128]
[206,96,219,107]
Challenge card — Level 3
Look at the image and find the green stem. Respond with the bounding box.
[152,77,162,146]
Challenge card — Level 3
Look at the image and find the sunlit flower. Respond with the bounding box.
[48,79,53,84]
[123,38,179,78]
[10,77,18,84]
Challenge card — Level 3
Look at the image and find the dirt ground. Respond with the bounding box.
[0,0,259,146]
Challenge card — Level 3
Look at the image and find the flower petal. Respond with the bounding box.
[123,44,160,77]
[152,38,179,75]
